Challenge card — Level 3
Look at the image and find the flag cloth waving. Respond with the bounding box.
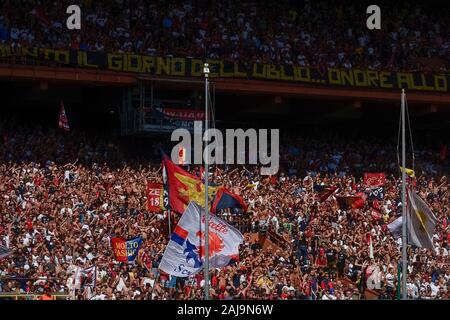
[147,182,165,212]
[387,216,402,239]
[336,193,365,210]
[159,201,243,277]
[162,155,218,213]
[399,166,415,178]
[162,155,246,214]
[407,190,437,248]
[211,187,248,213]
[111,237,143,262]
[364,173,386,188]
[58,101,70,132]
[314,184,338,203]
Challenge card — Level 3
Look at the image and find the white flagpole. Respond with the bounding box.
[401,88,408,300]
[203,62,210,300]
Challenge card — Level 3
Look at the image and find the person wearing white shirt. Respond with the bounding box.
[91,293,106,300]
[322,290,337,300]
[430,280,440,297]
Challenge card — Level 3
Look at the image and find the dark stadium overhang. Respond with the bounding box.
[0,63,137,86]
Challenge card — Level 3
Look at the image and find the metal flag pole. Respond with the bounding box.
[401,88,407,300]
[203,62,210,300]
[167,209,172,238]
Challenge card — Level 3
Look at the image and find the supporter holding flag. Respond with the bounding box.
[147,182,165,212]
[364,173,386,188]
[336,193,366,210]
[111,237,143,262]
[211,187,247,213]
[314,184,338,203]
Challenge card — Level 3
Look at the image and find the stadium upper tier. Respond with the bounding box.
[0,0,449,73]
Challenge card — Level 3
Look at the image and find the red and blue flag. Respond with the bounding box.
[111,237,143,262]
[211,187,248,213]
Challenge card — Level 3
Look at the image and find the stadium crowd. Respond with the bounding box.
[0,0,449,73]
[0,126,448,300]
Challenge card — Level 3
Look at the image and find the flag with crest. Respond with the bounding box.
[162,155,218,213]
[162,155,246,214]
[159,201,243,277]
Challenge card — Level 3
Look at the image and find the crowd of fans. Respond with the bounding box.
[0,0,449,73]
[0,125,448,300]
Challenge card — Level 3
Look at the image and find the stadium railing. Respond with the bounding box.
[0,293,71,300]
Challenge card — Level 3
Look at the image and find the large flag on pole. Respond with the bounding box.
[58,101,70,132]
[162,155,218,213]
[162,155,245,214]
[407,190,437,248]
[159,201,243,277]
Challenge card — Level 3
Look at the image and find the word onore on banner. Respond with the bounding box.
[1,46,448,93]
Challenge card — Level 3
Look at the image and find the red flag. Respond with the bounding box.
[314,185,338,203]
[147,182,164,212]
[58,101,70,131]
[111,237,142,262]
[162,155,217,213]
[336,193,365,210]
[162,155,245,214]
[364,173,386,188]
[211,186,248,213]
[370,207,383,221]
